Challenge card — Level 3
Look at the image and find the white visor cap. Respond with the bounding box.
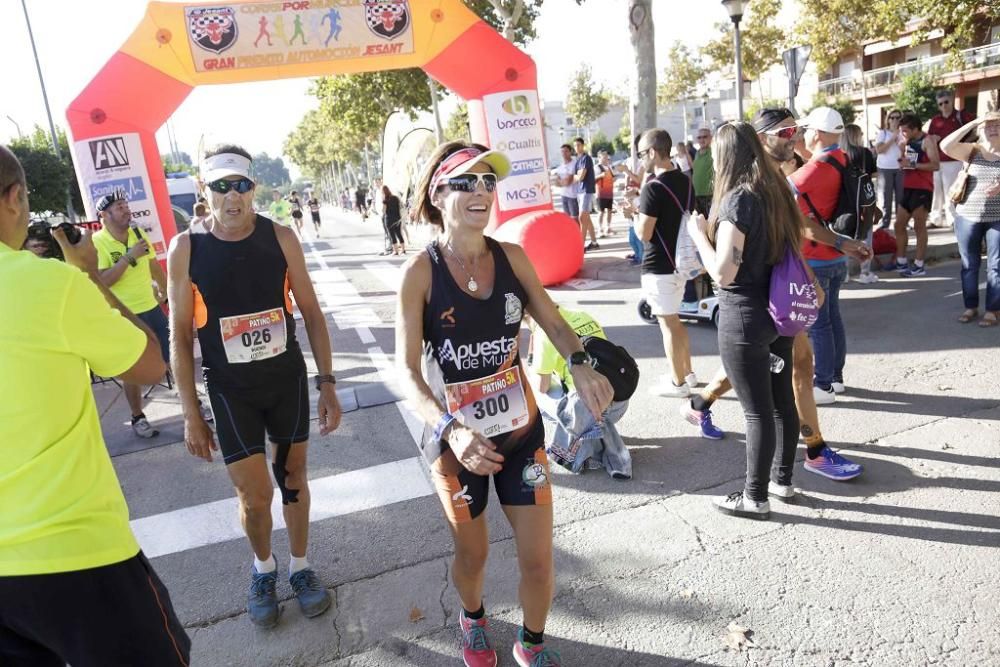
[202,153,253,183]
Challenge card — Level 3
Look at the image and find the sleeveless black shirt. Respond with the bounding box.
[189,215,304,387]
[421,238,535,457]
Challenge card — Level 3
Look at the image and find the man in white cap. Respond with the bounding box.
[168,144,342,628]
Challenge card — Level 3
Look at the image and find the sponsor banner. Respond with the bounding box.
[482,89,550,212]
[72,133,166,258]
[184,1,414,73]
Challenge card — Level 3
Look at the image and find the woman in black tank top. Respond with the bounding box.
[395,142,613,665]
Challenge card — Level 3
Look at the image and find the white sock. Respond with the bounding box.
[253,553,276,574]
[289,554,310,575]
[896,256,907,265]
[914,259,924,267]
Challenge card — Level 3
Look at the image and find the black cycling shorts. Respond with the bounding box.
[598,197,614,211]
[899,188,933,214]
[431,417,551,524]
[291,210,303,219]
[207,373,310,465]
[310,211,321,223]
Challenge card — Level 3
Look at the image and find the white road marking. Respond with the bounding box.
[131,458,433,558]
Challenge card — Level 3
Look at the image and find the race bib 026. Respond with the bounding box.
[219,307,287,364]
[445,367,530,439]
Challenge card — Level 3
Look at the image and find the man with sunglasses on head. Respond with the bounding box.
[928,90,975,227]
[167,145,342,629]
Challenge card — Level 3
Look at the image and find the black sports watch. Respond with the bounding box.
[567,351,592,368]
[314,374,337,390]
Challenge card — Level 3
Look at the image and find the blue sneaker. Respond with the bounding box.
[895,261,909,274]
[679,403,725,440]
[248,567,279,628]
[804,446,863,481]
[289,568,331,618]
[901,264,927,277]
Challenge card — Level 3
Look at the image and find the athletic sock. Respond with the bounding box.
[289,555,309,575]
[253,553,276,574]
[521,626,545,646]
[914,259,925,267]
[463,604,485,621]
[691,391,719,412]
[896,256,907,265]
[131,412,146,423]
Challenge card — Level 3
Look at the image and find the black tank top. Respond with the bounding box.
[189,215,304,387]
[421,238,536,457]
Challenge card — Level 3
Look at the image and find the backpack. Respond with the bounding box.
[580,335,639,402]
[645,176,703,279]
[768,244,819,337]
[800,152,877,241]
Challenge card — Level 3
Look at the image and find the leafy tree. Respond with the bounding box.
[657,42,704,108]
[893,68,941,122]
[613,111,633,154]
[161,157,195,175]
[444,103,471,142]
[566,65,610,131]
[911,2,1000,60]
[805,93,858,124]
[589,131,614,157]
[795,0,906,75]
[252,152,290,187]
[744,98,787,122]
[8,125,82,215]
[702,0,786,94]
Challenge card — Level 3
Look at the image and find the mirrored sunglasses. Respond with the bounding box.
[207,177,255,194]
[441,173,498,193]
[765,126,800,140]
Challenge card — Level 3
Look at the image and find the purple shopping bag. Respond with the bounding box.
[769,245,819,336]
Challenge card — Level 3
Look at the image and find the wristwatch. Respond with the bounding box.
[567,351,592,368]
[125,254,137,267]
[313,374,336,390]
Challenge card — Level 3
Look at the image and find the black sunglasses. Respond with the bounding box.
[207,177,255,194]
[441,173,498,193]
[888,115,901,120]
[937,100,952,106]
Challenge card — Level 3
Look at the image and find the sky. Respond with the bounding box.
[0,0,730,176]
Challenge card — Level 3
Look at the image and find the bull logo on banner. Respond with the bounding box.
[364,1,410,40]
[187,6,239,54]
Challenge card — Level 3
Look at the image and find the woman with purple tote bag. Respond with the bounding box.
[686,122,810,520]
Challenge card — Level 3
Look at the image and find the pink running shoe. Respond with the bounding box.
[459,612,497,667]
[512,630,561,666]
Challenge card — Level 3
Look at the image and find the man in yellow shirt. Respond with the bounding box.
[92,189,171,438]
[0,146,189,665]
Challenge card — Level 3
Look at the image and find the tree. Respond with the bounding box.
[589,131,614,157]
[795,0,906,75]
[565,65,610,132]
[8,125,82,216]
[702,0,786,100]
[252,153,290,187]
[613,111,633,154]
[444,103,471,142]
[657,42,704,108]
[893,69,941,122]
[804,94,857,124]
[744,97,787,122]
[161,156,195,175]
[628,0,656,136]
[911,2,1000,60]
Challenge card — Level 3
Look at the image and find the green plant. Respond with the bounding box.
[893,68,941,123]
[590,131,614,157]
[744,98,786,122]
[805,93,857,125]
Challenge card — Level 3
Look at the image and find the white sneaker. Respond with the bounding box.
[856,272,879,284]
[713,491,770,520]
[813,386,836,405]
[131,416,159,439]
[768,481,797,502]
[685,371,699,388]
[649,377,691,398]
[831,382,846,394]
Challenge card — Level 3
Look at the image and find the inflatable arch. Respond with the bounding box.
[66,0,582,284]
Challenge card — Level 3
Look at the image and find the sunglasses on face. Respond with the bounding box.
[440,173,498,193]
[207,177,255,194]
[938,100,952,107]
[888,115,901,120]
[765,126,800,140]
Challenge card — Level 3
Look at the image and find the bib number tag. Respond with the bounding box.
[220,307,287,364]
[445,367,530,438]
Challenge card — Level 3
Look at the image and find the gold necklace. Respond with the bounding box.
[444,240,484,293]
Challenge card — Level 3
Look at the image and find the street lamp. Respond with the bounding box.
[721,0,747,120]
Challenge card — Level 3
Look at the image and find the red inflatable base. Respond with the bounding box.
[492,210,583,286]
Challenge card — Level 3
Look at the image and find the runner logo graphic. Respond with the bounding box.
[89,137,129,171]
[504,293,522,325]
[452,485,473,503]
[187,7,238,54]
[364,0,410,40]
[521,462,548,488]
[440,306,456,327]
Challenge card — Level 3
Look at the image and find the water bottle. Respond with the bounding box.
[769,353,785,374]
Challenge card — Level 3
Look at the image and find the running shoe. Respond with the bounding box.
[901,264,927,277]
[712,491,770,520]
[685,371,699,388]
[131,416,159,439]
[813,386,836,405]
[678,403,725,440]
[459,613,497,667]
[895,261,909,274]
[768,481,797,502]
[649,377,691,398]
[512,630,561,667]
[289,568,331,618]
[248,567,280,628]
[584,241,600,251]
[831,382,846,394]
[856,272,879,284]
[803,446,863,481]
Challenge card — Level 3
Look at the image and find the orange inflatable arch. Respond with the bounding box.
[67,0,582,284]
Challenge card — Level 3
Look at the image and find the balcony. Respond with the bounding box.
[816,42,1000,100]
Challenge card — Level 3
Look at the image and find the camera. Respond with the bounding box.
[24,220,82,261]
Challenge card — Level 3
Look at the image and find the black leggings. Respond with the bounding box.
[386,219,404,245]
[717,298,798,502]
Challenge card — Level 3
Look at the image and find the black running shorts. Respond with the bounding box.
[598,197,613,211]
[291,210,303,219]
[206,372,310,465]
[899,188,933,214]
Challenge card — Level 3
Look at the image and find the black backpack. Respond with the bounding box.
[580,335,640,402]
[801,152,877,241]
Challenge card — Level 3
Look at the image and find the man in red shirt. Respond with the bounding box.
[895,113,940,276]
[928,90,975,227]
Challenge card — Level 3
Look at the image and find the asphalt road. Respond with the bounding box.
[106,206,1000,667]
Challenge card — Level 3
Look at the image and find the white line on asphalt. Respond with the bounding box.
[131,458,434,558]
[363,261,402,293]
[946,281,986,298]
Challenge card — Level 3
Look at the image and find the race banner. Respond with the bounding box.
[184,1,414,73]
[71,133,166,258]
[481,89,551,212]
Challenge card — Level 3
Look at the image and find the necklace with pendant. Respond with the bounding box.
[445,240,483,293]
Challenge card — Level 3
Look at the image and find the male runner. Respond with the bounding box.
[168,146,342,628]
[268,189,292,228]
[307,191,322,233]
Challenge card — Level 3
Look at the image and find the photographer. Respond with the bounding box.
[92,189,177,439]
[0,145,189,665]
